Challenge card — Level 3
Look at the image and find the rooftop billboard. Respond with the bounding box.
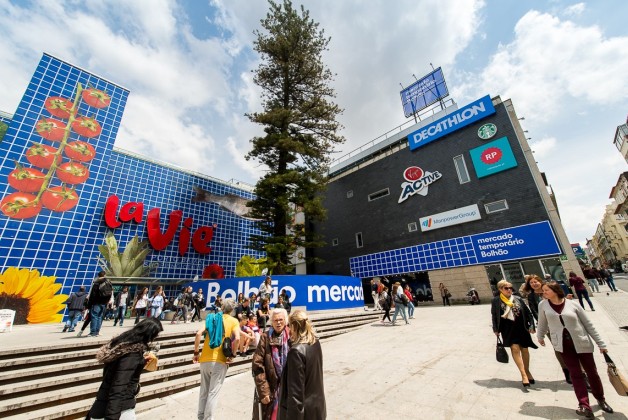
[399,67,448,118]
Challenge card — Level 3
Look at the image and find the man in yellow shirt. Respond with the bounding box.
[193,299,240,420]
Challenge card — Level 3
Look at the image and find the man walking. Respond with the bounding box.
[583,266,600,293]
[193,299,240,420]
[86,271,112,337]
[62,286,88,333]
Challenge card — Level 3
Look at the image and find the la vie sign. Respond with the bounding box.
[104,195,216,256]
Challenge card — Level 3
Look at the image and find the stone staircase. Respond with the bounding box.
[0,309,379,420]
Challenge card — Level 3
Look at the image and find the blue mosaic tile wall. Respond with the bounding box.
[0,54,128,293]
[0,54,265,302]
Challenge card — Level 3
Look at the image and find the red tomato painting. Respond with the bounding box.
[35,118,67,142]
[8,166,45,193]
[44,96,73,119]
[26,143,61,169]
[0,192,42,219]
[81,88,111,109]
[42,186,79,212]
[57,162,89,184]
[64,141,96,162]
[71,116,102,138]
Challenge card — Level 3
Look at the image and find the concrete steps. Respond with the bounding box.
[0,310,379,419]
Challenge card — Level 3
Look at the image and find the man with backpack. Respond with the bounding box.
[86,271,113,337]
[192,299,240,420]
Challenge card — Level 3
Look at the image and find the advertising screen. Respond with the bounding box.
[400,68,448,118]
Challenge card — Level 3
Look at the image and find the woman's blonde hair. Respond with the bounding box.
[288,310,317,345]
[496,279,511,290]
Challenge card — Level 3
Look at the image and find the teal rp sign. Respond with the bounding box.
[469,136,517,178]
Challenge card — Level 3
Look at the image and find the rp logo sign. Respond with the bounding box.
[481,147,502,164]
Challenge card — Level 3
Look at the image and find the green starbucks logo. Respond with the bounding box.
[478,123,497,140]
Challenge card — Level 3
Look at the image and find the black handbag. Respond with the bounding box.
[496,337,509,363]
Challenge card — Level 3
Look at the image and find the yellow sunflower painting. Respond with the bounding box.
[0,267,68,324]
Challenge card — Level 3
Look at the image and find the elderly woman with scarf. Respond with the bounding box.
[491,279,537,387]
[252,308,290,420]
[87,317,163,419]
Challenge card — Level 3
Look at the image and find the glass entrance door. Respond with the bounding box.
[502,262,525,291]
[485,264,503,296]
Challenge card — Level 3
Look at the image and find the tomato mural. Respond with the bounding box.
[1,84,110,219]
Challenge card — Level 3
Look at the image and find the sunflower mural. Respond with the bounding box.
[0,267,68,324]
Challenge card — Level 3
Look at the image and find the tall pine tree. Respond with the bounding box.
[246,0,344,274]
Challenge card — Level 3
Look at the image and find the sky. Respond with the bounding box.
[0,0,627,247]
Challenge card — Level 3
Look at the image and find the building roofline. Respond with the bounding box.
[43,52,130,92]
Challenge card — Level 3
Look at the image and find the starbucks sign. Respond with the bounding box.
[478,123,497,140]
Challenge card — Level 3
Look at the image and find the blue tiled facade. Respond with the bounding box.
[0,54,264,301]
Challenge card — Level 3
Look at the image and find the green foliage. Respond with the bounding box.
[246,0,345,273]
[98,232,153,277]
[235,255,274,277]
[0,122,8,142]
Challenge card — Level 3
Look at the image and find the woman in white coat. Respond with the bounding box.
[536,281,613,419]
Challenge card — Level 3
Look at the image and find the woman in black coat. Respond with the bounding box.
[87,317,163,419]
[279,310,326,420]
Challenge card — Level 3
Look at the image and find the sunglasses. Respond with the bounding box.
[502,287,514,291]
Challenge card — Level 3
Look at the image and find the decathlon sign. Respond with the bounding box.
[408,95,496,151]
[398,166,442,203]
[419,204,481,232]
[186,275,364,311]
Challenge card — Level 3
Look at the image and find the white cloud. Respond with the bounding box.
[564,3,586,17]
[529,136,557,159]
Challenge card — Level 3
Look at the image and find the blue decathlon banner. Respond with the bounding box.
[408,95,496,151]
[472,221,561,264]
[187,275,364,311]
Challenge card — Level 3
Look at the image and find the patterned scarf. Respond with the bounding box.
[500,294,521,321]
[267,326,290,419]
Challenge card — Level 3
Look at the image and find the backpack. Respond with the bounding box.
[97,279,113,300]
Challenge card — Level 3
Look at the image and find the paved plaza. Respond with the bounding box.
[3,276,628,419]
[135,276,628,420]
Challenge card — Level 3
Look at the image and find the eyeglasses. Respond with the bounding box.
[502,287,514,291]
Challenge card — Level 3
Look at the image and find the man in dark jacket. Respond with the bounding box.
[63,286,88,333]
[87,271,112,337]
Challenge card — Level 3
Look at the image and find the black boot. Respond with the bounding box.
[562,368,572,384]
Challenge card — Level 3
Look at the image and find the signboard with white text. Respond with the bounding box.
[420,204,481,232]
[408,95,496,151]
[400,67,448,118]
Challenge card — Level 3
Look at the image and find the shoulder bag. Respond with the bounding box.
[604,352,628,396]
[496,337,509,363]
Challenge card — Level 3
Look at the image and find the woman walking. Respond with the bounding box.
[252,308,290,420]
[259,276,274,302]
[568,272,595,311]
[87,317,163,419]
[134,287,149,325]
[491,280,537,387]
[113,287,129,327]
[439,283,451,306]
[391,282,409,325]
[279,310,326,420]
[380,286,392,324]
[537,281,613,418]
[149,286,165,320]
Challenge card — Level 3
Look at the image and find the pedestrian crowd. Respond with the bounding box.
[492,273,616,419]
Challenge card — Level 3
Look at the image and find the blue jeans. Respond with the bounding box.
[575,290,594,310]
[607,276,618,291]
[65,310,82,331]
[114,305,126,326]
[392,303,409,324]
[407,302,415,318]
[90,304,105,335]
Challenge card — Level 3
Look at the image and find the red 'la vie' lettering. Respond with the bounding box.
[104,194,214,255]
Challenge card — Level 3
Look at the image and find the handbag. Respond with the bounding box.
[604,352,628,396]
[496,337,509,363]
[221,317,235,358]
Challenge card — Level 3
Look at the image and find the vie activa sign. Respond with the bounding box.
[104,195,216,256]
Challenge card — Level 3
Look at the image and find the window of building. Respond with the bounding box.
[332,238,339,246]
[368,188,390,201]
[485,199,509,213]
[408,222,417,232]
[346,190,353,198]
[355,232,363,248]
[453,155,470,184]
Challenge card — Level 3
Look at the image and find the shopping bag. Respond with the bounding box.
[604,352,628,396]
